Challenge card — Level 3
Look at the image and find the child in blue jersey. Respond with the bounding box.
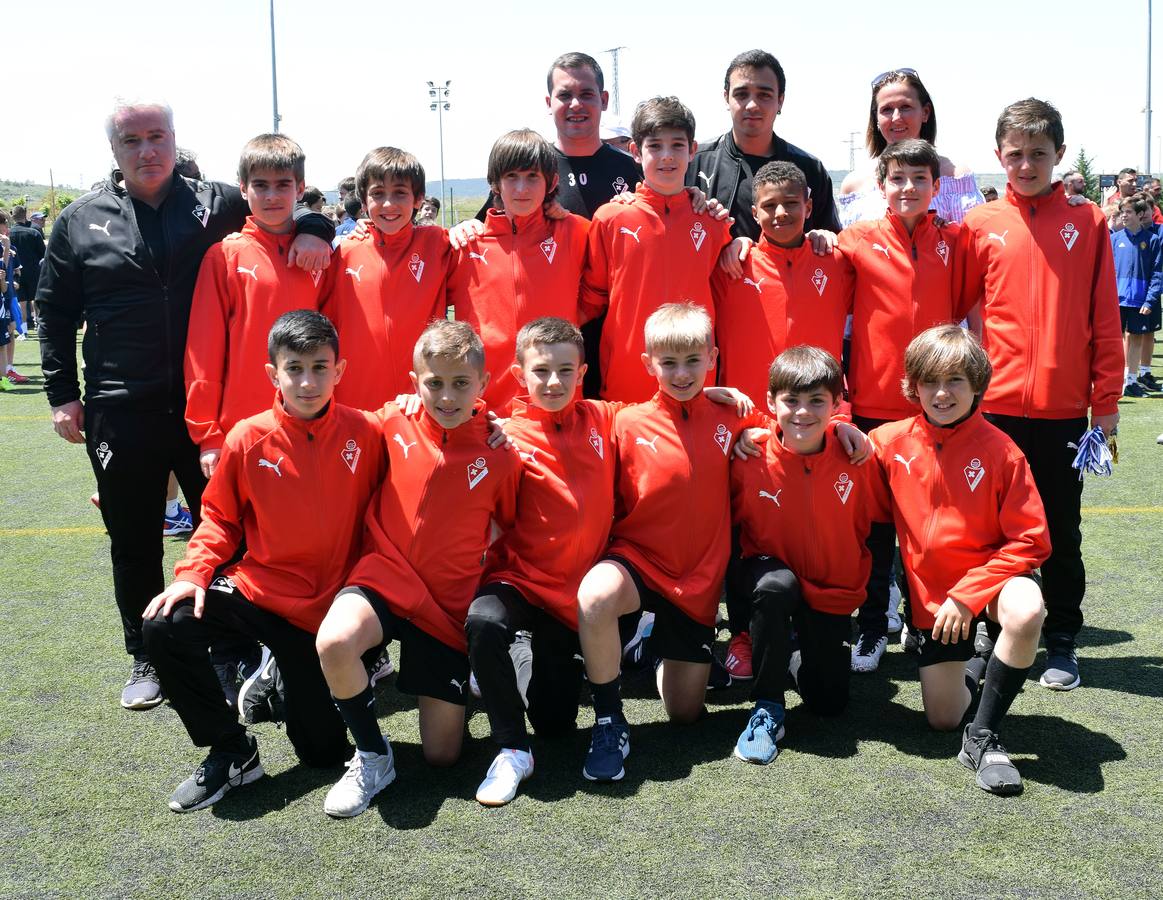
[1112,195,1163,397]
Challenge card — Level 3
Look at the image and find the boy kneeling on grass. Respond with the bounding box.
[871,325,1049,795]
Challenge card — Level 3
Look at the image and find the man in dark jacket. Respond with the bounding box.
[38,100,333,710]
[687,49,840,241]
[8,206,45,331]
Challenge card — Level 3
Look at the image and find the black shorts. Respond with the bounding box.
[340,585,470,706]
[1121,305,1155,334]
[605,555,715,664]
[915,573,1041,668]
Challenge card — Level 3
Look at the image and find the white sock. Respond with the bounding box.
[1126,370,1135,384]
[165,498,182,517]
[1140,365,1151,377]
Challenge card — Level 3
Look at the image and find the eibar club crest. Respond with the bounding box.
[834,472,853,505]
[310,269,323,287]
[811,267,828,296]
[935,240,950,266]
[1060,222,1079,251]
[713,423,731,455]
[95,442,113,470]
[409,253,425,283]
[341,439,362,474]
[191,204,211,228]
[589,427,604,459]
[540,236,557,265]
[467,456,489,490]
[964,457,985,492]
[612,176,629,194]
[690,221,706,252]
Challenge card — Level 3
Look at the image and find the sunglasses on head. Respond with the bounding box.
[871,68,919,87]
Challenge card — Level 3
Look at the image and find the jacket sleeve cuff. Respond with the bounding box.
[292,208,337,244]
[173,564,212,590]
[1090,399,1120,417]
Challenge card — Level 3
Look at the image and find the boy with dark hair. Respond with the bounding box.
[315,319,522,818]
[730,346,890,763]
[301,186,325,211]
[1111,195,1162,397]
[871,325,1049,794]
[959,98,1122,691]
[142,310,387,812]
[577,303,761,781]
[185,133,325,479]
[321,146,450,411]
[447,130,590,413]
[839,137,968,671]
[582,98,731,401]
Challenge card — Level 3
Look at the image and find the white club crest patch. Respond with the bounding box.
[834,472,853,505]
[467,456,489,490]
[811,267,828,296]
[713,423,731,455]
[540,236,557,265]
[1060,223,1079,251]
[409,253,425,283]
[690,221,707,252]
[341,439,361,474]
[310,269,323,287]
[589,427,604,459]
[191,204,211,228]
[95,442,113,470]
[936,240,950,267]
[964,457,985,492]
[612,176,629,195]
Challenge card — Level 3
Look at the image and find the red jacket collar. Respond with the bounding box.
[374,220,415,249]
[483,207,547,237]
[242,217,295,254]
[271,391,335,435]
[634,183,689,214]
[653,389,706,416]
[883,208,938,244]
[415,399,490,446]
[756,235,809,261]
[917,407,987,443]
[511,395,583,427]
[1004,180,1064,209]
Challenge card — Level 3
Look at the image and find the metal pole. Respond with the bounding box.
[428,81,451,228]
[1148,0,1154,174]
[605,47,626,115]
[270,0,281,133]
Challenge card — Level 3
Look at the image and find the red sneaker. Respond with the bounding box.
[5,369,30,385]
[724,632,753,680]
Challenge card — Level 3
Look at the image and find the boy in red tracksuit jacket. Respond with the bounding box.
[185,134,327,478]
[729,347,891,765]
[872,325,1049,796]
[713,161,852,405]
[321,146,451,411]
[446,129,590,414]
[315,320,521,819]
[576,302,762,783]
[581,96,731,402]
[143,311,387,814]
[839,138,969,671]
[959,99,1122,692]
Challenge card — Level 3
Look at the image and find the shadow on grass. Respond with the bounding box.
[1075,625,1135,648]
[1003,714,1126,793]
[212,759,347,821]
[1057,654,1163,698]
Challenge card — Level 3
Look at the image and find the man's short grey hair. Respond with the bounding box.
[105,98,175,142]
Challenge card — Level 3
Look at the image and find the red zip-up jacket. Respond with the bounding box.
[581,185,731,401]
[959,183,1122,418]
[484,396,621,629]
[839,211,966,421]
[320,222,451,411]
[174,397,387,633]
[608,391,762,625]
[184,219,327,452]
[346,402,522,652]
[870,411,1050,629]
[730,422,891,615]
[447,208,589,413]
[712,238,852,404]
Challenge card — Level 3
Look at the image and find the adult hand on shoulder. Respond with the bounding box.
[51,400,85,444]
[287,234,332,270]
[717,237,752,279]
[806,229,838,255]
[932,597,972,645]
[200,450,220,479]
[143,580,205,620]
[1066,194,1091,207]
[448,218,485,250]
[836,422,872,466]
[609,183,642,206]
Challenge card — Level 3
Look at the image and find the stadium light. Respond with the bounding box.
[428,80,451,227]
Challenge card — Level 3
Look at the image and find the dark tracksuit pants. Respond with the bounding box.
[852,415,897,638]
[465,583,583,750]
[986,414,1087,639]
[142,583,349,766]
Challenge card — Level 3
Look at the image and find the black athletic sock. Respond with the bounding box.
[964,655,988,694]
[590,677,623,722]
[333,685,388,755]
[971,654,1029,737]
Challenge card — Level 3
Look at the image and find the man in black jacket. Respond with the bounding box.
[8,206,45,332]
[687,49,840,241]
[38,100,334,710]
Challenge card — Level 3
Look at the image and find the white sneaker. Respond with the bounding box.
[475,748,534,807]
[324,747,396,818]
[851,633,888,673]
[886,582,903,634]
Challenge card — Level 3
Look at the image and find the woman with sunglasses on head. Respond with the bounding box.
[838,68,983,227]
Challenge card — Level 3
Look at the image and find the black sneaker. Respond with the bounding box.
[168,735,264,812]
[1140,372,1162,392]
[238,646,285,724]
[1123,381,1148,398]
[1039,632,1080,691]
[958,725,1023,795]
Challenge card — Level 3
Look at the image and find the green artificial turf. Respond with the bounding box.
[2,336,1161,898]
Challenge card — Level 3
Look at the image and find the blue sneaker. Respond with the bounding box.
[582,716,630,781]
[163,506,194,536]
[734,704,785,764]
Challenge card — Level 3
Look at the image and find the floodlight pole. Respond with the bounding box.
[1147,0,1154,174]
[605,47,626,115]
[844,131,860,171]
[428,80,451,227]
[270,0,281,133]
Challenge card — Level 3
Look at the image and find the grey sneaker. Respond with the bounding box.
[1040,633,1080,691]
[121,660,164,710]
[958,725,1023,795]
[169,735,264,812]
